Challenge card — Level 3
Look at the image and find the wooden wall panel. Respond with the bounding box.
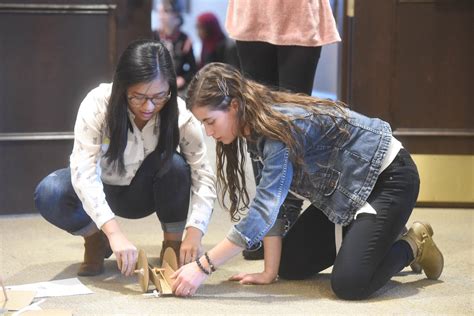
[394,2,473,129]
[342,0,473,155]
[341,0,473,205]
[391,0,474,154]
[0,141,73,214]
[0,6,114,133]
[0,0,152,214]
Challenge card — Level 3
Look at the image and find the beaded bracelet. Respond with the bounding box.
[195,257,211,275]
[204,252,216,273]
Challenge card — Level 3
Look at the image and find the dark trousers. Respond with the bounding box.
[34,151,191,235]
[237,40,322,216]
[279,148,420,300]
[235,40,322,95]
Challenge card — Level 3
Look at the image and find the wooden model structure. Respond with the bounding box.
[135,248,178,296]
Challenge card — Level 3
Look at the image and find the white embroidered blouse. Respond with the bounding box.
[69,83,216,233]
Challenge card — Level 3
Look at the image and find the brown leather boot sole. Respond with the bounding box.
[78,262,105,276]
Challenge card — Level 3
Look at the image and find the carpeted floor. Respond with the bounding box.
[1,206,473,315]
[2,138,473,315]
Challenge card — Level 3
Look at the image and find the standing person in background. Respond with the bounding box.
[226,0,341,260]
[196,12,240,70]
[153,0,197,96]
[226,0,340,96]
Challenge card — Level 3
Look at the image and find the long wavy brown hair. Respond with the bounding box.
[186,62,347,222]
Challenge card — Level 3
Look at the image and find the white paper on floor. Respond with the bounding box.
[6,278,93,298]
[11,298,44,315]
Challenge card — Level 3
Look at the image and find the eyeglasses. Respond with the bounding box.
[127,91,171,108]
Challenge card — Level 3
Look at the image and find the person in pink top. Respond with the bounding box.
[226,0,340,95]
[226,0,341,260]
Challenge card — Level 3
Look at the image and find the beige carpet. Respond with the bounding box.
[1,206,473,315]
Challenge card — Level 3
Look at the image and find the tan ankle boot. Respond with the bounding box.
[78,230,113,276]
[399,225,430,273]
[160,240,181,265]
[401,222,444,280]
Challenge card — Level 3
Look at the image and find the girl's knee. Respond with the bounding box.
[34,174,55,212]
[331,272,370,300]
[159,153,190,183]
[170,153,189,174]
[34,169,70,216]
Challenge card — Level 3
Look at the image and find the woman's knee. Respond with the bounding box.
[331,271,371,300]
[34,168,91,233]
[170,153,190,176]
[34,168,71,218]
[156,153,190,184]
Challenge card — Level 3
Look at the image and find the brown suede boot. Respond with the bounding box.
[399,226,428,273]
[77,230,113,276]
[160,240,181,265]
[401,221,444,280]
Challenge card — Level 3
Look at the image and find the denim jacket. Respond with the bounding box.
[226,104,392,249]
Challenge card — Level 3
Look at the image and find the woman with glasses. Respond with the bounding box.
[34,39,216,277]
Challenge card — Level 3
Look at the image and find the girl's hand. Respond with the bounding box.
[108,231,138,276]
[230,236,282,285]
[180,227,203,267]
[102,219,138,276]
[229,271,278,285]
[171,261,208,297]
[171,238,244,296]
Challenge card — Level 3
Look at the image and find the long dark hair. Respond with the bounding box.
[186,62,348,222]
[104,39,179,174]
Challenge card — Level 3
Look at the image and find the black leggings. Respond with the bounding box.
[236,40,322,95]
[237,40,322,207]
[279,149,420,300]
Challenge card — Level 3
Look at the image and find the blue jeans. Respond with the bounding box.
[34,151,191,236]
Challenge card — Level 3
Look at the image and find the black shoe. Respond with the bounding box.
[242,244,264,260]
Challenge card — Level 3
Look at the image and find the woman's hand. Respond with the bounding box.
[171,238,244,296]
[108,232,138,276]
[102,219,138,276]
[228,236,282,285]
[171,261,208,297]
[179,227,203,267]
[229,271,278,285]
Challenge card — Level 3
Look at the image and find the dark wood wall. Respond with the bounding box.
[341,0,473,155]
[0,0,152,214]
